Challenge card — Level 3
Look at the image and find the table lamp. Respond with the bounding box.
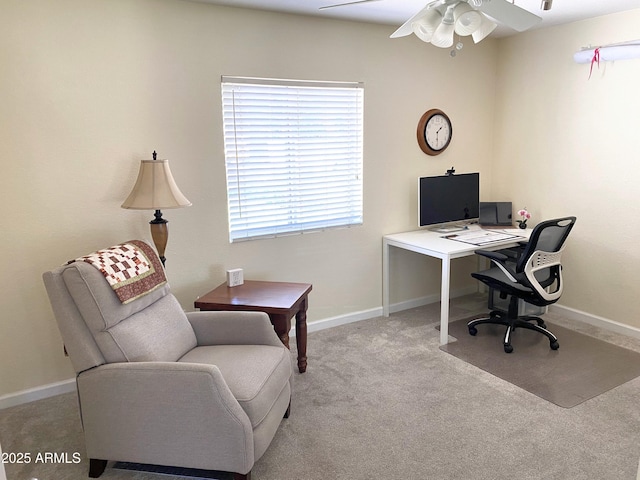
[121,151,192,266]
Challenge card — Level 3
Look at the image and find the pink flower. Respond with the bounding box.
[517,208,531,227]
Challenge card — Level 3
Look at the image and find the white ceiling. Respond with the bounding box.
[190,0,640,37]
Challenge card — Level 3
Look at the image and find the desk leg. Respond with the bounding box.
[295,298,308,373]
[440,258,451,345]
[382,239,390,317]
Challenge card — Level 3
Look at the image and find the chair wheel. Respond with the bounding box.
[550,341,559,350]
[504,345,513,353]
[468,326,477,336]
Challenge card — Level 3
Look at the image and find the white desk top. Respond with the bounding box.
[383,225,530,260]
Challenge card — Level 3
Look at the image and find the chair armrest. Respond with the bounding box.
[474,249,509,262]
[498,243,527,260]
[475,249,518,282]
[523,249,565,302]
[77,362,254,473]
[186,310,283,347]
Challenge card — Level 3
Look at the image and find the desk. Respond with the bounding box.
[382,226,529,345]
[195,280,312,373]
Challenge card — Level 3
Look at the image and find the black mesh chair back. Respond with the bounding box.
[468,216,577,353]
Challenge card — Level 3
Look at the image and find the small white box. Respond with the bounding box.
[226,268,244,287]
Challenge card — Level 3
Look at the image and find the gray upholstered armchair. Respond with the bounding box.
[42,241,292,479]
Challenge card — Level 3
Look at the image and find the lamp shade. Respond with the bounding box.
[121,159,192,210]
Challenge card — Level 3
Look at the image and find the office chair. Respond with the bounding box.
[468,216,577,353]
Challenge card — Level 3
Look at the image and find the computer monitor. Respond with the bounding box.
[418,173,479,230]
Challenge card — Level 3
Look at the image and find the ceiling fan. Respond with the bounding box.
[321,0,543,49]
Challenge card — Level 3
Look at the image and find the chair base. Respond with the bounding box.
[89,459,107,478]
[467,310,559,353]
[88,458,251,479]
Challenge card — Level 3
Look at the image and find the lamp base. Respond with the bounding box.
[150,209,168,266]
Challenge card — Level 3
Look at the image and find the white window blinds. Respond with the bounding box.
[221,76,364,242]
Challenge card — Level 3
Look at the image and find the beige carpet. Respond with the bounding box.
[440,317,640,408]
[4,299,640,479]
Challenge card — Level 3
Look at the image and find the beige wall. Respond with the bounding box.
[4,0,637,400]
[493,9,640,328]
[0,0,497,398]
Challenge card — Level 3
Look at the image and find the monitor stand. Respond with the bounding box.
[430,225,467,234]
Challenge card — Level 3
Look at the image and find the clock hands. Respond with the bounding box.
[435,126,443,144]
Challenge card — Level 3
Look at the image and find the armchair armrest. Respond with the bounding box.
[77,362,254,473]
[186,310,283,347]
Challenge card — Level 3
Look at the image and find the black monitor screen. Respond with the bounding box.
[418,173,479,227]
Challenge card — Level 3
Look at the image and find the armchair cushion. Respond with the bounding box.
[179,344,292,428]
[60,261,196,363]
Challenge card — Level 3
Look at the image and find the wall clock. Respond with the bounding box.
[417,109,452,156]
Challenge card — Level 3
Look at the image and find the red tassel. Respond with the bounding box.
[589,47,600,79]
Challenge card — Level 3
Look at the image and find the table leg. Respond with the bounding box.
[382,239,390,317]
[440,258,451,345]
[295,297,308,373]
[269,314,291,349]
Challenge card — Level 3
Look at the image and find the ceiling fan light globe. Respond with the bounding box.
[471,14,497,43]
[455,10,482,35]
[412,22,434,43]
[431,21,455,48]
[411,10,441,42]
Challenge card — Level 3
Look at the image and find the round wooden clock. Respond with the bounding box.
[417,109,452,156]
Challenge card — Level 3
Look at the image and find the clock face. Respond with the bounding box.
[425,115,451,151]
[417,109,453,156]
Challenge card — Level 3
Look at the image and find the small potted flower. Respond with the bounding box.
[517,208,531,229]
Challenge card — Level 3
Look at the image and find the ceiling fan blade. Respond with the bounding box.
[390,2,441,38]
[320,0,381,10]
[478,0,541,32]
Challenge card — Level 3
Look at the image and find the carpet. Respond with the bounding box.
[4,299,640,479]
[440,317,640,408]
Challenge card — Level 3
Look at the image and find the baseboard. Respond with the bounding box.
[0,378,76,410]
[290,307,382,336]
[293,286,477,336]
[388,294,440,315]
[388,286,477,315]
[550,304,640,340]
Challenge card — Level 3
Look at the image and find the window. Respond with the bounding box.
[221,76,364,242]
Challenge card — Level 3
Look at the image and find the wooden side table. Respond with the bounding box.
[194,280,312,373]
